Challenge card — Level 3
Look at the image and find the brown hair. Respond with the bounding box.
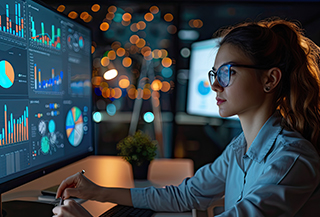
[217,18,320,155]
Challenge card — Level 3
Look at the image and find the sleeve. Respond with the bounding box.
[130,145,232,212]
[217,145,320,217]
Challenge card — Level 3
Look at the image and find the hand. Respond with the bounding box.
[56,172,101,201]
[52,199,92,217]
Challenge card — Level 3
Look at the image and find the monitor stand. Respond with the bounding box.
[1,195,54,217]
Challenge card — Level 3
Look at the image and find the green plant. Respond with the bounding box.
[117,130,157,166]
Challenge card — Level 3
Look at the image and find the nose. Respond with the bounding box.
[211,78,223,92]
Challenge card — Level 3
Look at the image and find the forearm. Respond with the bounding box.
[94,187,133,206]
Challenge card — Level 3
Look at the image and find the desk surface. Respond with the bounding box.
[3,155,192,217]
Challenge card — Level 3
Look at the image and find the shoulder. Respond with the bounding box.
[263,129,320,184]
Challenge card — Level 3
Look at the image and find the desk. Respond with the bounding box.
[3,156,192,217]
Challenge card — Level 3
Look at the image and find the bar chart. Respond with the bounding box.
[0,1,25,38]
[0,102,29,146]
[29,15,61,49]
[34,63,63,90]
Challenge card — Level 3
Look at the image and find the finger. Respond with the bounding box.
[63,187,81,199]
[56,173,79,198]
[52,206,60,216]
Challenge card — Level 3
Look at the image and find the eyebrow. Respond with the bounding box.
[212,61,237,71]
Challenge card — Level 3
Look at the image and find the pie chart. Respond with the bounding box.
[66,106,83,147]
[0,60,15,88]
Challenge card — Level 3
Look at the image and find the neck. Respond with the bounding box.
[239,110,273,152]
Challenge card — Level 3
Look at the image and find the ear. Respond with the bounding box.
[263,67,282,92]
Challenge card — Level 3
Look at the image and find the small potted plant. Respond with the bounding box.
[116,130,157,179]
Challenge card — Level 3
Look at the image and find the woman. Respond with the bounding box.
[52,18,320,217]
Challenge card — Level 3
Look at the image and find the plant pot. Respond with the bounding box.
[132,161,150,180]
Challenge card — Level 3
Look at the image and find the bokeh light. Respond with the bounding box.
[122,13,132,22]
[100,22,110,31]
[136,38,146,48]
[151,79,162,91]
[91,76,103,86]
[144,13,154,22]
[68,11,78,19]
[106,104,117,116]
[167,25,177,34]
[119,76,130,88]
[143,112,154,123]
[137,21,146,30]
[116,47,126,57]
[149,6,159,14]
[107,50,116,60]
[161,67,173,78]
[122,57,132,67]
[142,88,151,100]
[91,4,100,12]
[93,112,102,123]
[57,5,65,13]
[180,47,191,58]
[162,57,172,67]
[161,81,171,92]
[101,57,110,67]
[130,35,139,44]
[104,69,118,80]
[164,13,174,22]
[108,5,117,13]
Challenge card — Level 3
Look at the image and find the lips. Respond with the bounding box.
[216,97,226,105]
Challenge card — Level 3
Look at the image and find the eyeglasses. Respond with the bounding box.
[208,63,270,88]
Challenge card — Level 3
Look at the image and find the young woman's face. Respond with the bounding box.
[212,43,266,118]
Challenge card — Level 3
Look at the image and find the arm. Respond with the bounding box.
[131,148,230,212]
[218,149,320,217]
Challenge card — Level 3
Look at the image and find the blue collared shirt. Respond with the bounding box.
[131,112,320,216]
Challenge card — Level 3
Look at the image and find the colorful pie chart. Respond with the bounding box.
[0,60,15,88]
[66,106,84,147]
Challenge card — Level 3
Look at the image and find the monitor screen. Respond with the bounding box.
[186,38,238,120]
[0,0,93,194]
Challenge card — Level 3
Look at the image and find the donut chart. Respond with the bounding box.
[0,60,15,89]
[66,106,83,147]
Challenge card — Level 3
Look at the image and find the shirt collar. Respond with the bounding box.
[245,111,283,163]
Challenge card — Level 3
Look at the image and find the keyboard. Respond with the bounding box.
[99,204,155,217]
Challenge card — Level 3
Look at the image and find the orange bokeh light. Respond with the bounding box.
[162,57,172,67]
[151,79,162,91]
[122,57,132,67]
[130,23,138,32]
[116,48,126,57]
[101,57,110,67]
[129,35,139,44]
[137,21,146,30]
[164,13,174,22]
[128,87,138,99]
[149,6,159,14]
[122,13,132,22]
[119,78,130,89]
[161,81,171,92]
[142,88,151,100]
[108,6,117,13]
[108,50,116,60]
[100,22,110,31]
[106,13,115,20]
[144,13,154,22]
[136,38,146,48]
[68,11,78,19]
[91,4,100,12]
[91,76,103,86]
[57,5,65,13]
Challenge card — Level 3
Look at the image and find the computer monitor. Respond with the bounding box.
[0,0,93,214]
[186,38,238,120]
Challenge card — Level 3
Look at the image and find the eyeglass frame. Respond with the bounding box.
[208,63,271,88]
